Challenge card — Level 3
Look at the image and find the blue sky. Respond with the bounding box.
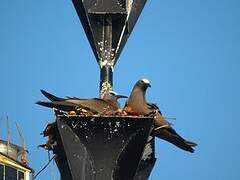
[0,0,240,179]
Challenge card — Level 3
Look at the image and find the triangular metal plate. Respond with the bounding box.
[55,116,154,180]
[72,0,147,66]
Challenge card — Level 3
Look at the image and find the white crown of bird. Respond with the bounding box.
[141,78,150,84]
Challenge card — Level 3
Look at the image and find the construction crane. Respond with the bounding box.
[15,122,28,165]
[6,116,10,156]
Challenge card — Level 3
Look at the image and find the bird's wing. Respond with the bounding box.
[92,98,107,102]
[155,127,196,153]
[147,103,162,115]
[65,96,84,100]
[40,89,64,101]
[36,101,77,111]
[65,98,114,113]
[91,98,117,111]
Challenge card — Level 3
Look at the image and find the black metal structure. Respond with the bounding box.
[53,116,156,180]
[43,1,158,180]
[72,0,147,96]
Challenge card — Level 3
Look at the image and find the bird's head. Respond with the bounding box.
[103,90,128,101]
[136,78,151,90]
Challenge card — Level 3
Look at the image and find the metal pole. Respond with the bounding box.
[99,15,114,97]
[100,65,113,97]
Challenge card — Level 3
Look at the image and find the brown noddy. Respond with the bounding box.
[102,90,126,110]
[36,90,127,114]
[38,122,56,150]
[124,79,197,153]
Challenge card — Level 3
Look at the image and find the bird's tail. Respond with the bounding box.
[40,89,64,101]
[155,127,197,153]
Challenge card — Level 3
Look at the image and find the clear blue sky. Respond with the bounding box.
[0,0,240,179]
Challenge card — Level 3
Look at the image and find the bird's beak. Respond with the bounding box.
[117,94,128,99]
[147,83,151,88]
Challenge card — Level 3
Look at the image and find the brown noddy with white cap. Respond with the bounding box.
[36,90,127,114]
[124,79,197,153]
